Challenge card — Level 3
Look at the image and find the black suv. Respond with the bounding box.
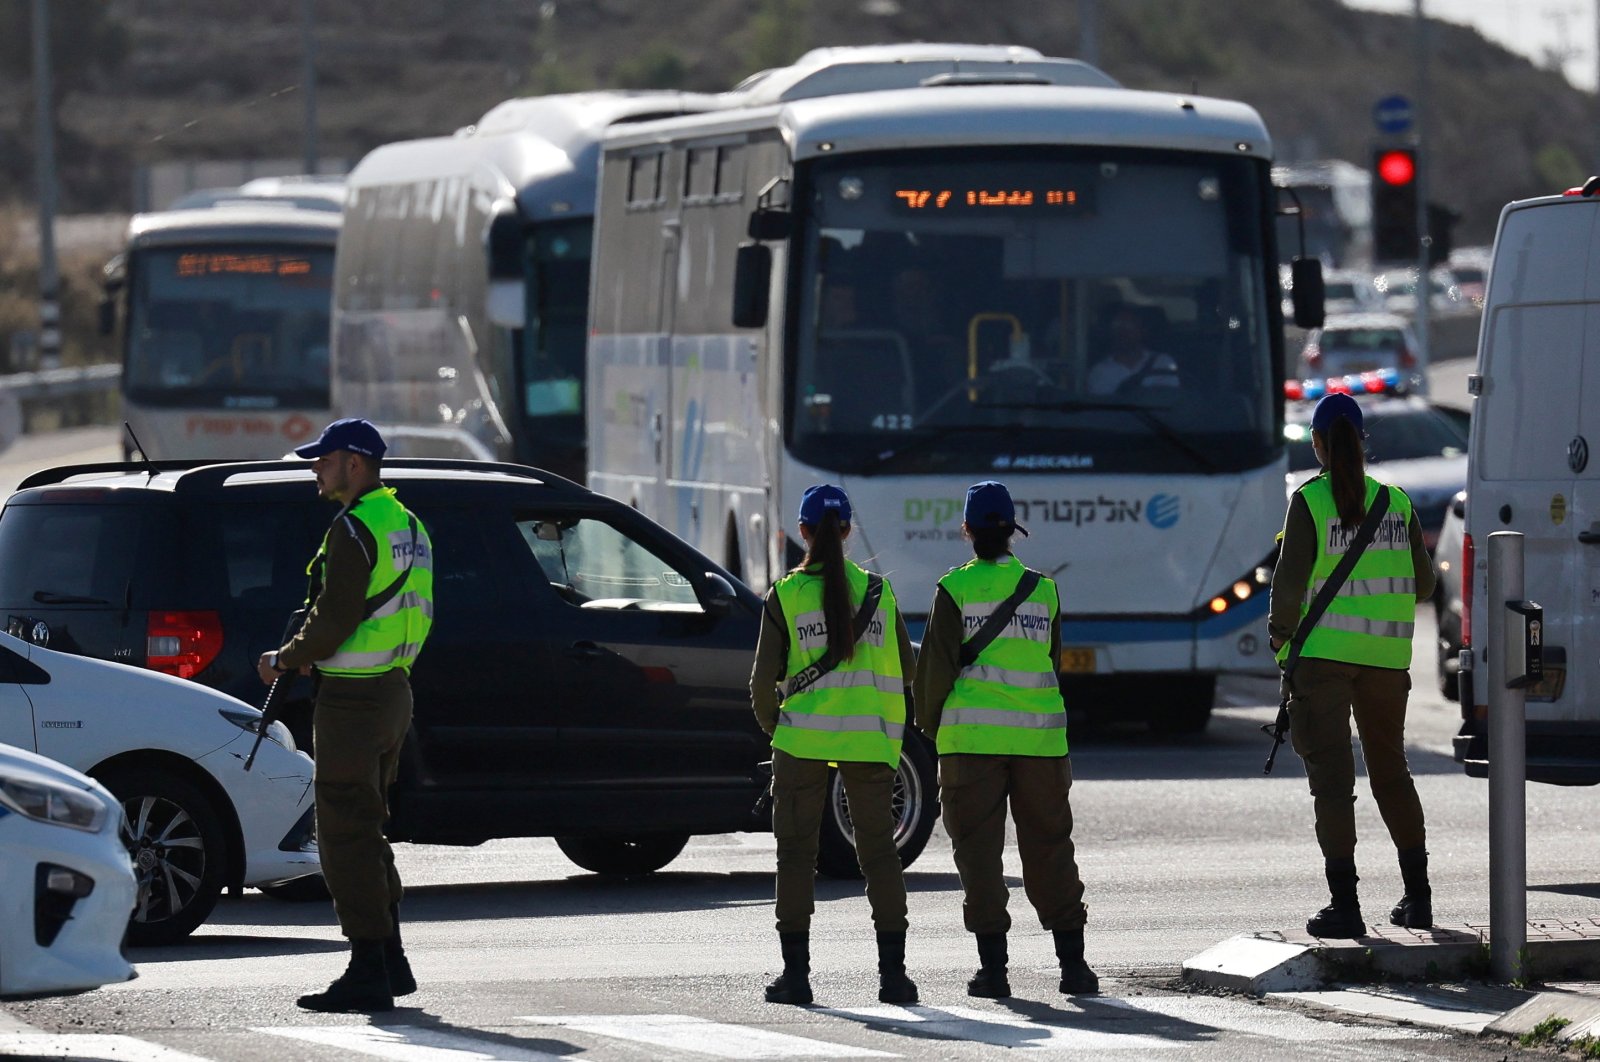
[0,459,937,878]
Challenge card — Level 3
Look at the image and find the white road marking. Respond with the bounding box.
[518,1013,896,1058]
[257,1025,565,1061]
[1100,996,1448,1042]
[0,1034,215,1061]
[816,1005,1180,1052]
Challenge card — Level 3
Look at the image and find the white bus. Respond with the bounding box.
[103,179,344,459]
[331,92,715,482]
[589,45,1316,730]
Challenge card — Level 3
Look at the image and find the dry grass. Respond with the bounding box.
[0,204,120,370]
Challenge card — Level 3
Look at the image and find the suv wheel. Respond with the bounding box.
[555,834,690,875]
[98,766,227,946]
[817,737,937,879]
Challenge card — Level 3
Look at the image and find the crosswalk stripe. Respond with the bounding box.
[816,1005,1181,1052]
[518,1014,896,1058]
[0,1034,215,1061]
[1099,996,1448,1042]
[256,1026,565,1061]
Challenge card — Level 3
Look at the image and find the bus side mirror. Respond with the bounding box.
[732,242,771,329]
[1291,257,1325,330]
[486,209,526,330]
[97,297,116,336]
[747,209,791,242]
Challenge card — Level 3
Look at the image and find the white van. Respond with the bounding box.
[1456,178,1600,784]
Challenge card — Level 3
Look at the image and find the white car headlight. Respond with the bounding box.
[0,774,108,832]
[218,708,297,754]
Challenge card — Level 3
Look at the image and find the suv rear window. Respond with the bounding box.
[0,503,147,607]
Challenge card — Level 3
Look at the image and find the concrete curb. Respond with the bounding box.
[1488,990,1600,1042]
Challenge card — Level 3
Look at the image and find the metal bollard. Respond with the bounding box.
[1486,531,1529,983]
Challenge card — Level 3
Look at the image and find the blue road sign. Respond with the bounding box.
[1373,94,1414,135]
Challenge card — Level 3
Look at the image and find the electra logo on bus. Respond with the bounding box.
[902,494,1181,535]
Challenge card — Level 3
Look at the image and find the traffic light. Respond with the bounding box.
[1372,146,1420,263]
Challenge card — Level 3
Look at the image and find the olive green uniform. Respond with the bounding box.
[750,576,916,934]
[277,489,422,942]
[914,560,1086,934]
[1268,481,1435,861]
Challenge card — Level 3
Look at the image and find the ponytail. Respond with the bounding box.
[801,511,856,661]
[1326,416,1367,527]
[970,525,1013,560]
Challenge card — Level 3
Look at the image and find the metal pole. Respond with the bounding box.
[30,0,61,372]
[301,0,319,174]
[1486,530,1527,983]
[1079,0,1099,67]
[1412,0,1431,376]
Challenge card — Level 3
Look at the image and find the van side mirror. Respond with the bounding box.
[97,296,116,336]
[1290,258,1325,330]
[701,571,737,616]
[732,242,772,329]
[486,208,526,329]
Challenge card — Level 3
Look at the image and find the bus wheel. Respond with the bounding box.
[1149,675,1215,735]
[817,735,938,879]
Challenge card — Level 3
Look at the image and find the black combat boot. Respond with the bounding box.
[967,933,1010,999]
[1053,929,1100,995]
[385,902,417,997]
[764,931,813,1005]
[297,938,394,1012]
[1390,846,1433,929]
[876,931,919,1004]
[1305,857,1366,939]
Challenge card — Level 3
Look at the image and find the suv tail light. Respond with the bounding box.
[1398,340,1417,368]
[147,611,223,679]
[1460,531,1474,648]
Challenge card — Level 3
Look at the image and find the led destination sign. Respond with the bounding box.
[174,253,314,278]
[889,176,1094,214]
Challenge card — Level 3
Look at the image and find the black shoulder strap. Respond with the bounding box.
[783,574,884,699]
[362,516,420,620]
[1283,485,1392,678]
[959,568,1044,669]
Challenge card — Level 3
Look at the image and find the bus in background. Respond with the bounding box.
[330,92,716,481]
[589,44,1321,732]
[102,177,344,459]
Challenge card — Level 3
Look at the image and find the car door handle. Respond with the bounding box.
[565,641,604,660]
[1579,531,1600,544]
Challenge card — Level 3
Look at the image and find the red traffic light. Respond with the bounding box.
[1376,149,1416,186]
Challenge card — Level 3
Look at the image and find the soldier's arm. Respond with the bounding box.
[749,590,788,736]
[278,515,376,669]
[1268,493,1316,650]
[913,586,963,739]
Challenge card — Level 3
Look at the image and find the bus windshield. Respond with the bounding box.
[788,148,1279,476]
[125,244,333,410]
[519,218,591,463]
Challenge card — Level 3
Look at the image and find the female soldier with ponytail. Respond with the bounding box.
[1269,392,1436,939]
[749,484,919,1006]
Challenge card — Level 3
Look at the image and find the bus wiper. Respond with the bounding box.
[858,423,1030,476]
[33,590,112,605]
[974,399,1218,473]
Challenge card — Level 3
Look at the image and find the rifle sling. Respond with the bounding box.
[782,574,884,699]
[958,569,1044,669]
[1282,485,1393,683]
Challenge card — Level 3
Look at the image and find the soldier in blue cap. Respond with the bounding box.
[914,480,1098,998]
[255,418,435,1012]
[749,484,919,1005]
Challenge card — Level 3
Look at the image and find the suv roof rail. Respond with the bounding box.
[171,457,577,495]
[17,459,212,491]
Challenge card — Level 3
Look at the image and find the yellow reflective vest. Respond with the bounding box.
[312,487,435,677]
[1278,474,1415,670]
[936,555,1067,757]
[771,560,905,767]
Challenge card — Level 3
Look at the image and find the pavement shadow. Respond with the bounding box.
[1532,882,1600,900]
[817,995,1221,1050]
[369,1009,582,1058]
[998,996,1223,1047]
[129,933,350,963]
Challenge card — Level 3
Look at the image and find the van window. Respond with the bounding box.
[1477,304,1586,481]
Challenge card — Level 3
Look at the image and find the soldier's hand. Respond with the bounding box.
[255,652,280,687]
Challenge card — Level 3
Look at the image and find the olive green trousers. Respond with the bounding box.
[1287,657,1427,861]
[771,748,908,934]
[313,669,412,941]
[939,752,1087,934]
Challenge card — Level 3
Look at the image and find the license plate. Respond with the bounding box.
[1526,667,1565,702]
[1058,648,1096,674]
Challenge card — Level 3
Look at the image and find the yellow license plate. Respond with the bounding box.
[1058,648,1096,674]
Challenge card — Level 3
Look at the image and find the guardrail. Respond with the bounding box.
[0,363,121,434]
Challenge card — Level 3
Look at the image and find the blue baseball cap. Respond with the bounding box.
[1311,393,1364,436]
[964,480,1028,536]
[798,483,851,526]
[293,418,388,459]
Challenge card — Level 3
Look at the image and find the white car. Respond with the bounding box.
[0,630,317,945]
[0,742,136,998]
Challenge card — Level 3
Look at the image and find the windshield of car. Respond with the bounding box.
[1285,403,1467,472]
[787,147,1279,476]
[124,244,333,409]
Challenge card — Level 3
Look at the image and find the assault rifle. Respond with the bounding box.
[244,608,308,772]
